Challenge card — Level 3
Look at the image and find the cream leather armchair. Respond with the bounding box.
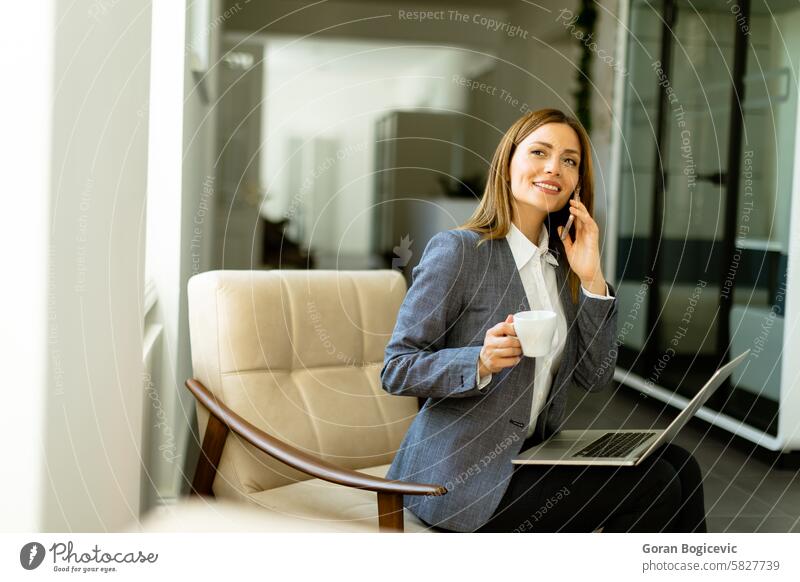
[185,270,446,532]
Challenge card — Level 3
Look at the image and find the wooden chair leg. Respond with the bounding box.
[377,492,405,532]
[190,413,228,497]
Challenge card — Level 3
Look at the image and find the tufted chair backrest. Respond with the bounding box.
[187,270,417,499]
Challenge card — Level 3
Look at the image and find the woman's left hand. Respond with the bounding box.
[558,199,605,291]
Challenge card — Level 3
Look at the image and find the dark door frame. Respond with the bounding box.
[644,0,751,369]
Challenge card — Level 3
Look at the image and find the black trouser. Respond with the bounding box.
[473,439,707,533]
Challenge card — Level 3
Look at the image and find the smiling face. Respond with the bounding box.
[508,122,582,218]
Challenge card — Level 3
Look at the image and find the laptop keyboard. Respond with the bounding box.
[572,431,657,458]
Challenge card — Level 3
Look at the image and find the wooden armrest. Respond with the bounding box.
[186,378,447,498]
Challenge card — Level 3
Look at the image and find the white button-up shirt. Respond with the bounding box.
[477,223,613,439]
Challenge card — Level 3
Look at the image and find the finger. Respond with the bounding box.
[487,323,506,338]
[570,206,594,235]
[571,198,590,210]
[570,204,596,227]
[494,321,516,336]
[569,206,581,230]
[486,347,520,359]
[495,336,522,349]
[558,226,572,249]
[489,355,523,369]
[494,347,522,358]
[493,316,516,334]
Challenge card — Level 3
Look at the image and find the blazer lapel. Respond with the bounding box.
[498,237,529,313]
[498,229,575,324]
[549,233,577,326]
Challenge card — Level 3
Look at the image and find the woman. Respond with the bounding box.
[380,108,706,533]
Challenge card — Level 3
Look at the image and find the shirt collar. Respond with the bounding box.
[506,222,560,269]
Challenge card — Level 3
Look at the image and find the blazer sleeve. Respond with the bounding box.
[380,230,486,399]
[572,282,619,393]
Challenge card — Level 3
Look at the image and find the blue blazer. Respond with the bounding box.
[380,228,618,532]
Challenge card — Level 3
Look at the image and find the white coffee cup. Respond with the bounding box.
[513,310,557,358]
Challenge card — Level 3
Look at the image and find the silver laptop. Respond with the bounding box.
[513,350,750,467]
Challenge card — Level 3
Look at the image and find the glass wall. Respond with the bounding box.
[616,0,798,435]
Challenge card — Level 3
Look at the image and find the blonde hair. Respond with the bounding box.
[458,108,596,304]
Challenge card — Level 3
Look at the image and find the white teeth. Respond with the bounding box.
[534,182,560,192]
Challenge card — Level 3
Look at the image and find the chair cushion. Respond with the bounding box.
[247,464,435,533]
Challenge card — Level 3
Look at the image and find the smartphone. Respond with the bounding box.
[560,185,581,241]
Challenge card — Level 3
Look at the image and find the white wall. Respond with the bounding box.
[1,0,222,533]
[175,0,222,496]
[41,0,153,531]
[0,0,54,532]
[777,5,800,448]
[773,7,800,250]
[144,0,222,504]
[143,0,187,506]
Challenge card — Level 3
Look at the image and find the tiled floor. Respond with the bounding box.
[565,382,800,533]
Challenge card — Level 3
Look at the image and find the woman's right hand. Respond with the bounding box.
[478,314,523,377]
